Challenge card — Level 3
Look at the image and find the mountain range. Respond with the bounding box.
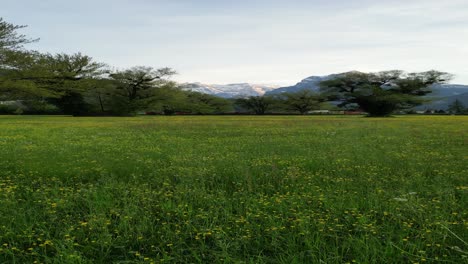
[181,83,278,98]
[181,73,468,110]
[413,84,468,110]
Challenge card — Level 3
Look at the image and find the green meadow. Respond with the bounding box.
[0,115,466,263]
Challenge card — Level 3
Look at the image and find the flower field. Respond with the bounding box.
[0,115,466,263]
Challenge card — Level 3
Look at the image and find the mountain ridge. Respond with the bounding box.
[181,73,468,110]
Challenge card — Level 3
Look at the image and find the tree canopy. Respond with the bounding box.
[108,66,177,114]
[0,18,234,116]
[320,70,452,116]
[448,99,466,114]
[282,90,324,114]
[0,18,38,50]
[235,96,277,114]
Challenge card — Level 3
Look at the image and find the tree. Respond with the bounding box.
[0,17,36,65]
[142,84,188,115]
[320,70,452,117]
[447,99,466,114]
[183,91,233,114]
[146,88,233,115]
[0,18,39,74]
[235,96,276,114]
[0,17,38,51]
[0,19,108,115]
[1,52,107,115]
[41,53,107,115]
[283,90,323,114]
[83,78,118,114]
[0,18,111,115]
[109,66,176,114]
[0,18,45,100]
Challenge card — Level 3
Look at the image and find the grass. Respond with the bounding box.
[0,115,466,263]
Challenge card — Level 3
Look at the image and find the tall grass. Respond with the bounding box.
[0,115,466,263]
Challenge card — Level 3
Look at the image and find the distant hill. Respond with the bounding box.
[264,76,331,95]
[265,71,369,95]
[414,85,468,110]
[426,84,468,97]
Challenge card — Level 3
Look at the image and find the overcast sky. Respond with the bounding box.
[3,0,468,85]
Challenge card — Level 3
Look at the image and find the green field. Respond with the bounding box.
[0,116,466,263]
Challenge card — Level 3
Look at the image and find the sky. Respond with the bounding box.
[3,0,468,86]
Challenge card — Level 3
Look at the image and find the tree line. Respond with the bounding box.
[1,18,459,117]
[0,18,238,116]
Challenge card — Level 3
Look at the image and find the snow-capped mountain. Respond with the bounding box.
[181,83,278,98]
